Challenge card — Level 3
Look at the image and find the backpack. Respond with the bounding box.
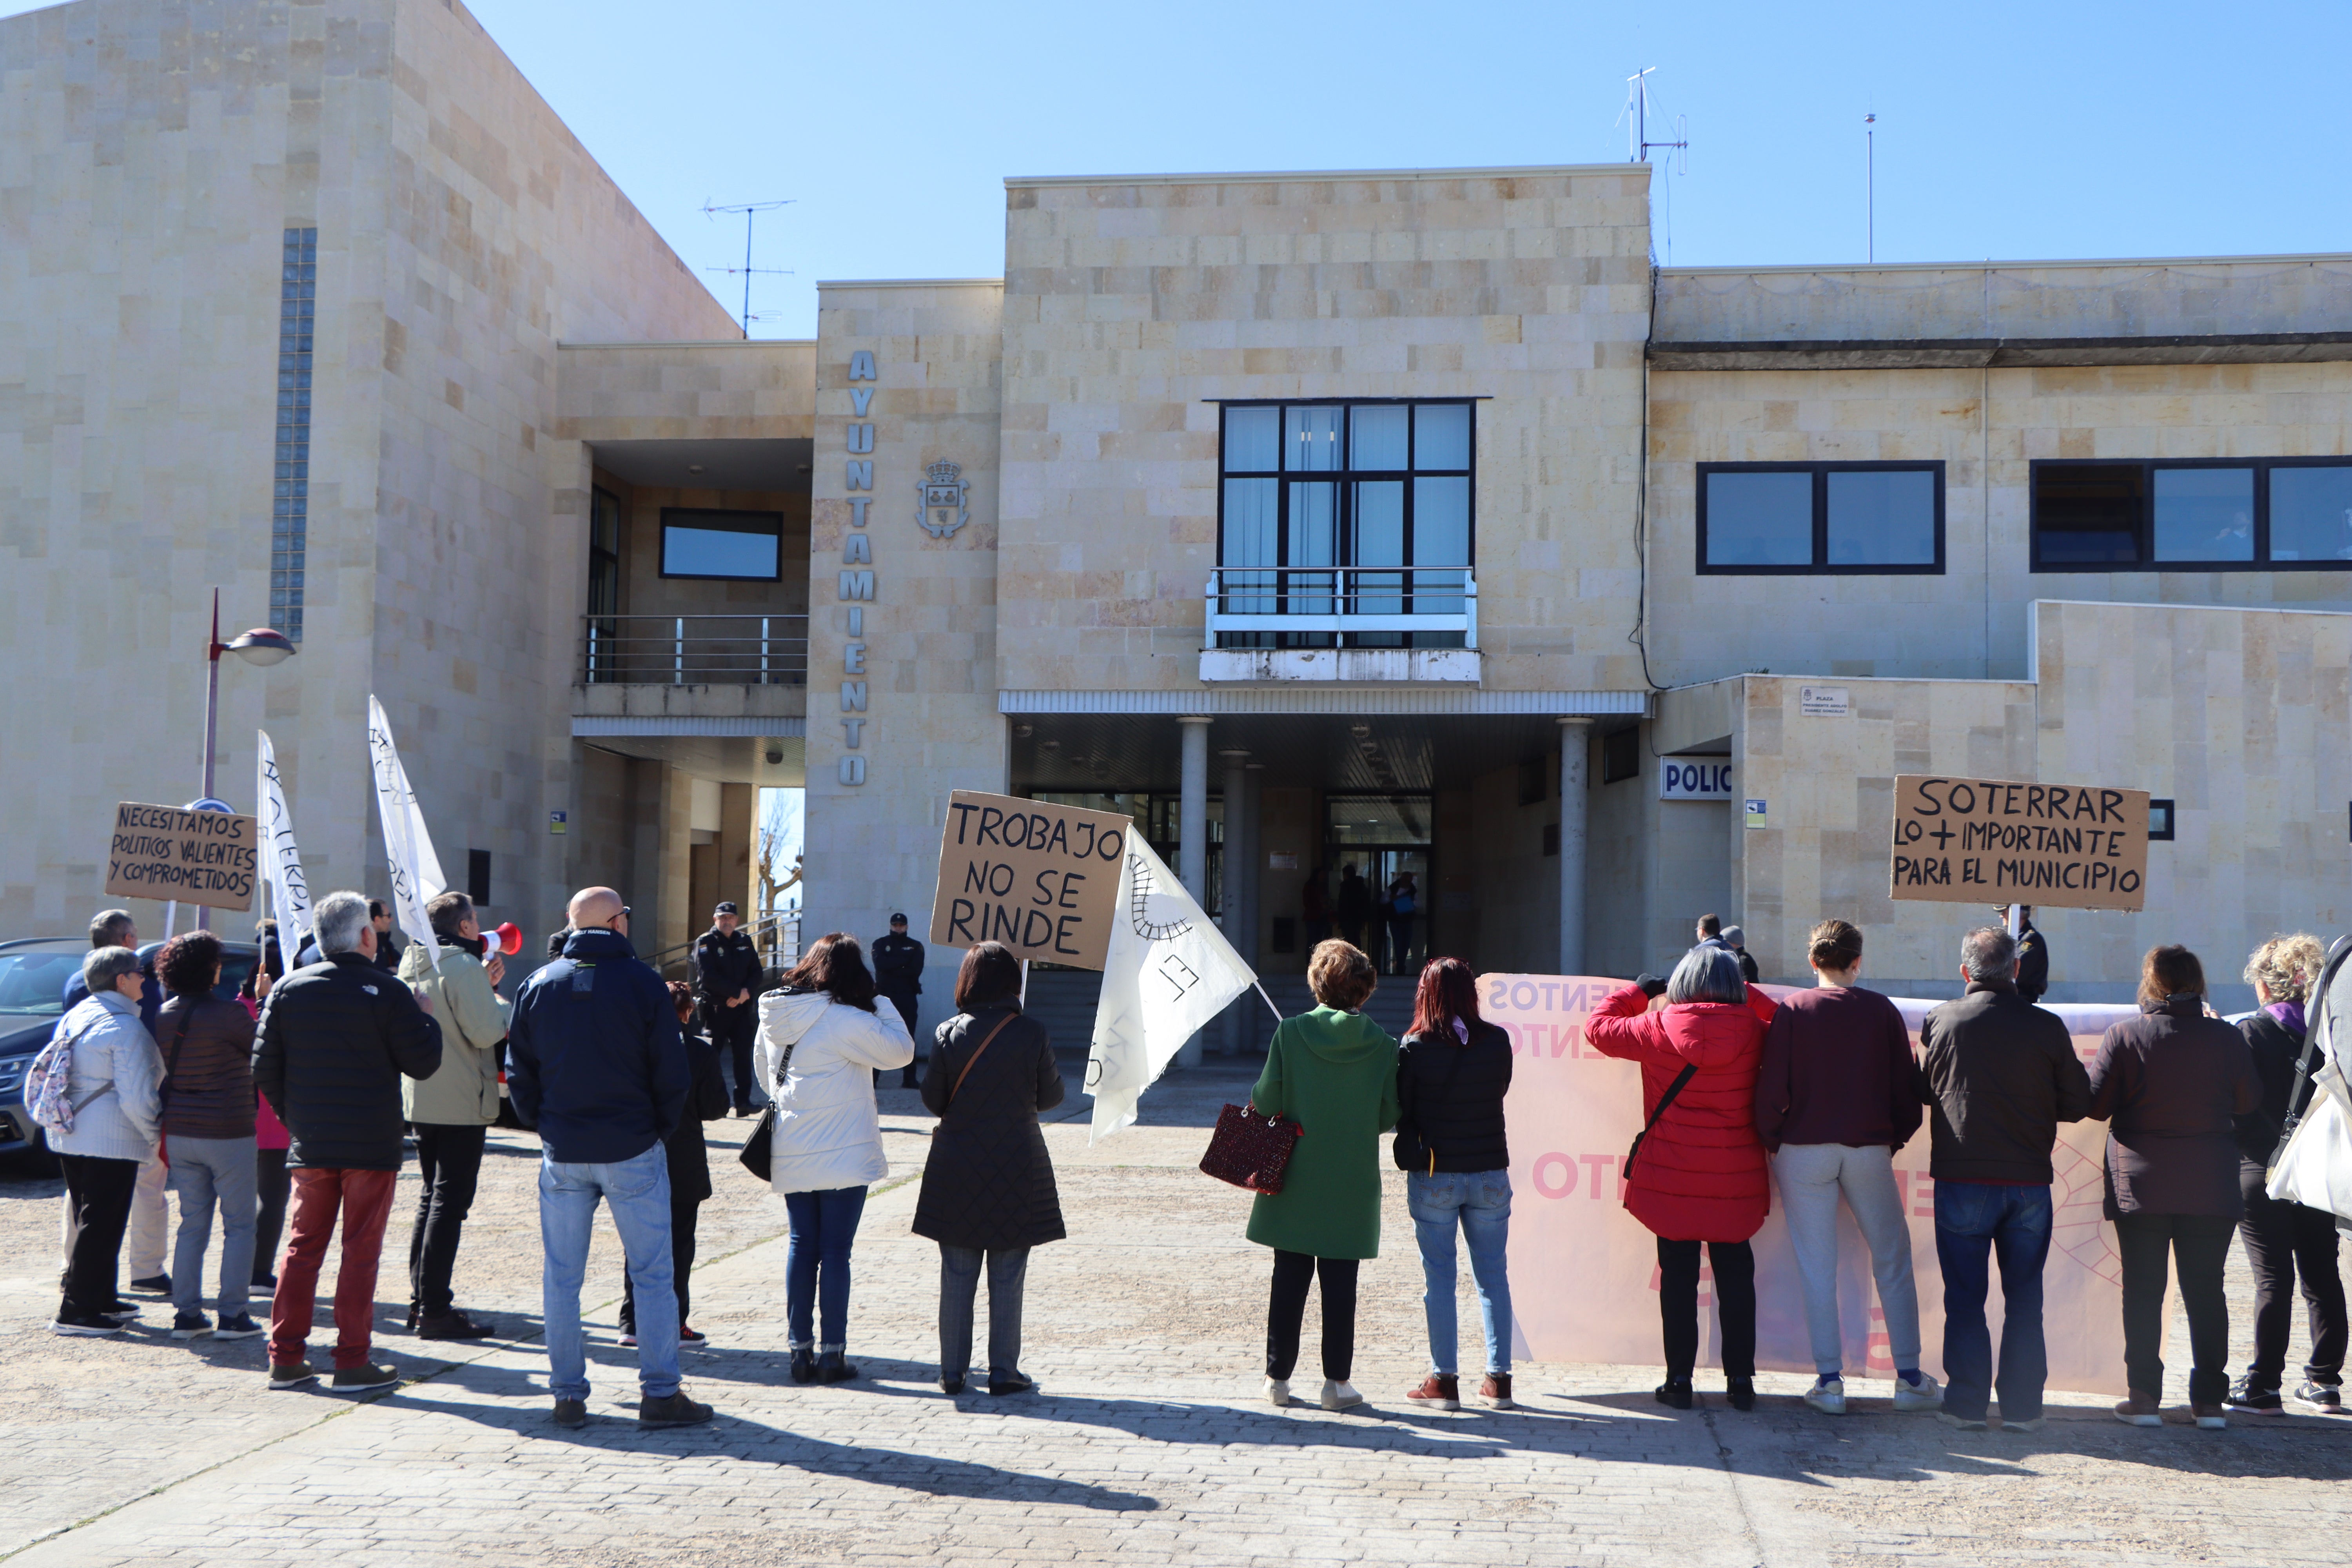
[25,1011,111,1134]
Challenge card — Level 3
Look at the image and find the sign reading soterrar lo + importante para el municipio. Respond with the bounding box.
[1889,775,2149,912]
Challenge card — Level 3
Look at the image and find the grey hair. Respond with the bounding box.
[314,890,372,956]
[83,945,142,996]
[1962,926,2017,984]
[88,909,134,947]
[1667,945,1748,1006]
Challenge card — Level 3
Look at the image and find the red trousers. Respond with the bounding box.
[269,1167,398,1369]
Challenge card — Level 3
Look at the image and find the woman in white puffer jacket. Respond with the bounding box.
[758,932,915,1385]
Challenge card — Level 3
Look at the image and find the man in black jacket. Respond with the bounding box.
[252,890,442,1394]
[508,887,708,1430]
[693,901,764,1115]
[1916,925,2093,1431]
[871,913,925,1089]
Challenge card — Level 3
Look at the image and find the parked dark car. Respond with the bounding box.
[0,938,85,1169]
[0,935,260,1172]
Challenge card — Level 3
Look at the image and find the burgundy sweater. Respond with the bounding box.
[1753,984,1923,1152]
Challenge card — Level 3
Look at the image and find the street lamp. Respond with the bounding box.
[198,587,296,929]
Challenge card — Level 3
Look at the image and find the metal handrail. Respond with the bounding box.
[642,912,802,980]
[1204,566,1477,646]
[582,613,810,685]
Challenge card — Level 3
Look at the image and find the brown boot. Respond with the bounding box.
[2190,1400,2229,1430]
[1480,1373,1516,1410]
[2112,1390,2163,1427]
[1404,1373,1460,1411]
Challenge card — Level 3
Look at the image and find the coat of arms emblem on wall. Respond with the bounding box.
[918,460,969,539]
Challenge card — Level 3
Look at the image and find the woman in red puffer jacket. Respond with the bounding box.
[1586,945,1777,1413]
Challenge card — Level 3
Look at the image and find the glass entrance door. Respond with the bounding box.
[1325,794,1434,977]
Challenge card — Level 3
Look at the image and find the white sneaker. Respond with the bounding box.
[1264,1377,1292,1406]
[2001,1415,2047,1433]
[1320,1379,1366,1411]
[1893,1372,1944,1412]
[1804,1376,1847,1415]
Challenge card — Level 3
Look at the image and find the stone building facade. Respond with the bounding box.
[6,0,2350,1027]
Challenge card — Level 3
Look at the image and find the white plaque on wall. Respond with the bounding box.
[1799,685,1851,717]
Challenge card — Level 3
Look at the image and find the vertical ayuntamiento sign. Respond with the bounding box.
[929,790,1131,969]
[1889,775,2150,911]
[104,802,259,910]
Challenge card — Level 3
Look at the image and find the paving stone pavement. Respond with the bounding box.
[4,1054,2349,1567]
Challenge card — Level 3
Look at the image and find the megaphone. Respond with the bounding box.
[490,922,523,957]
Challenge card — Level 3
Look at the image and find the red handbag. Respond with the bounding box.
[1200,1103,1305,1194]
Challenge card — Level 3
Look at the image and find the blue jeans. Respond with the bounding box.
[1935,1180,2053,1422]
[165,1133,258,1319]
[1406,1169,1514,1376]
[539,1145,679,1402]
[784,1185,868,1350]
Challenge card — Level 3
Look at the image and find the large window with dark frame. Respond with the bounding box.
[2031,459,2352,570]
[1697,461,1945,574]
[659,507,783,581]
[1216,399,1475,648]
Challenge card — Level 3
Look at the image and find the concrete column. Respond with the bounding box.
[1242,762,1265,965]
[1218,748,1249,1055]
[1177,717,1211,1068]
[1243,761,1266,1051]
[1558,717,1593,976]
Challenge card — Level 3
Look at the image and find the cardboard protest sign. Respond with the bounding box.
[1491,975,2133,1394]
[104,802,259,911]
[1889,774,2149,911]
[929,790,1130,970]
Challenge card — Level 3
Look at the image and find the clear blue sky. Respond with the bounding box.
[14,0,2350,337]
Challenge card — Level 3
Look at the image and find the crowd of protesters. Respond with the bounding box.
[30,878,2347,1437]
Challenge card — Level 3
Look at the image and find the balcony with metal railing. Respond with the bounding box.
[580,614,810,686]
[1200,568,1481,683]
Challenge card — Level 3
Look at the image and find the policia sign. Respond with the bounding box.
[104,801,259,911]
[1889,775,2149,912]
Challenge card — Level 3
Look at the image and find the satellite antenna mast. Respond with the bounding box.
[701,198,796,337]
[1864,114,1877,263]
[1619,67,1690,171]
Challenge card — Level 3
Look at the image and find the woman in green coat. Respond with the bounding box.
[1247,940,1401,1411]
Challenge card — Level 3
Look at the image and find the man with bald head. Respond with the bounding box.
[507,888,708,1429]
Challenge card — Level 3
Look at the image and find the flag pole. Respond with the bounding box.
[1254,981,1283,1024]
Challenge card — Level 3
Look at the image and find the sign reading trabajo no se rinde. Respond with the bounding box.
[929,790,1130,970]
[1889,774,2149,912]
[104,801,259,911]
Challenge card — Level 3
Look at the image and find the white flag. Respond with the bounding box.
[255,730,312,955]
[1085,835,1257,1142]
[366,695,443,973]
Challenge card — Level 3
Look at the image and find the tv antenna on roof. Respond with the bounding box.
[1618,67,1689,172]
[702,198,796,338]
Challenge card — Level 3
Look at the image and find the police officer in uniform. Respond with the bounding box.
[2009,905,2049,1005]
[870,913,925,1091]
[694,901,765,1115]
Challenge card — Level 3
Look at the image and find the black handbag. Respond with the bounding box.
[736,1022,798,1182]
[1624,1062,1698,1178]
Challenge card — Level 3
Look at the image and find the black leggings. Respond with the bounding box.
[1266,1250,1359,1382]
[252,1146,291,1283]
[1656,1237,1756,1381]
[2239,1161,2348,1385]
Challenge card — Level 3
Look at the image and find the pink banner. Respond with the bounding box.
[1489,975,2135,1395]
